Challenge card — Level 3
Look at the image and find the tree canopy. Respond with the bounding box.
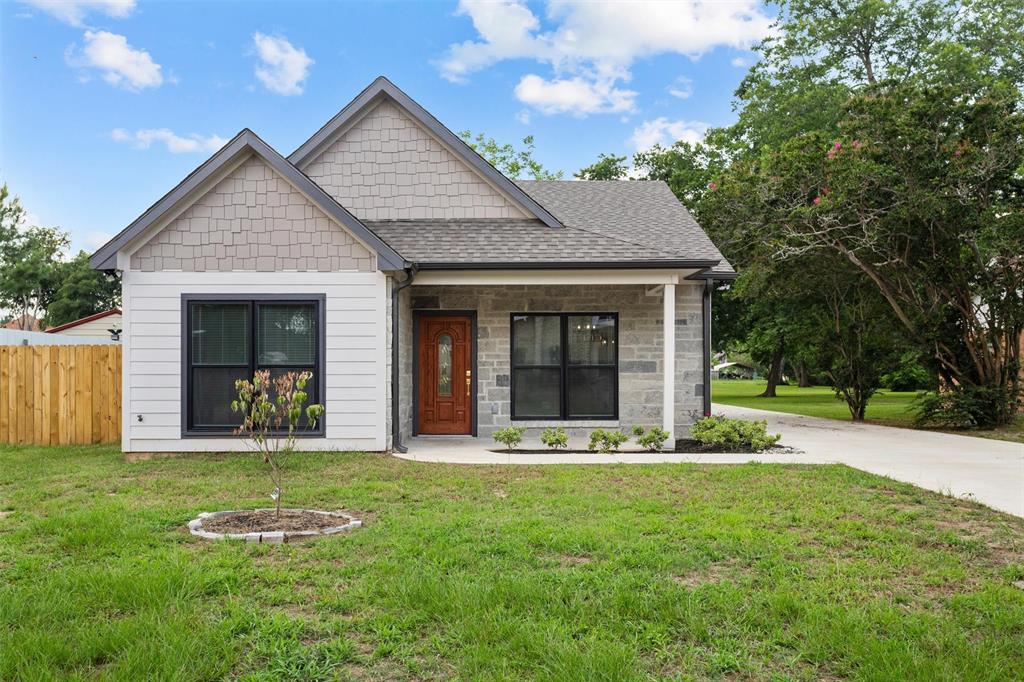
[0,184,121,330]
[458,131,563,180]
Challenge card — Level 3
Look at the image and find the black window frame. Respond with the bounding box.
[509,312,619,421]
[181,293,326,437]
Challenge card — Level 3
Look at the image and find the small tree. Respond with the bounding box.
[232,370,324,519]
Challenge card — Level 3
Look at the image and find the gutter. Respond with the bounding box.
[414,259,719,271]
[390,264,418,453]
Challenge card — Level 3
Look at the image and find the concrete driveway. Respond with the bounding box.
[714,403,1024,518]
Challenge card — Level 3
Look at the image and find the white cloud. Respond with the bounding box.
[630,118,708,151]
[23,0,134,27]
[667,76,693,100]
[515,109,531,125]
[439,1,773,116]
[67,30,163,91]
[515,74,636,115]
[251,33,313,96]
[731,56,749,67]
[111,128,228,154]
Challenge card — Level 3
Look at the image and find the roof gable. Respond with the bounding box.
[288,76,561,227]
[130,154,378,273]
[90,129,405,271]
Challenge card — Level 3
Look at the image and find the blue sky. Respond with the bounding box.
[0,1,775,254]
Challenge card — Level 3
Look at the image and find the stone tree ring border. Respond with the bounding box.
[188,509,362,544]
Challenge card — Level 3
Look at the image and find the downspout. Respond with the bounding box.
[391,264,417,453]
[702,279,713,417]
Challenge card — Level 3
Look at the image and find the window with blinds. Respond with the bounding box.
[184,297,323,435]
[510,313,618,420]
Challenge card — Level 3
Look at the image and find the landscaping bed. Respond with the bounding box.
[487,440,799,455]
[188,508,362,544]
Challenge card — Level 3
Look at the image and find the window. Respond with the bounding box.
[510,313,617,420]
[183,296,324,435]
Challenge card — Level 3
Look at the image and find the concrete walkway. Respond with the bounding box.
[397,404,1024,517]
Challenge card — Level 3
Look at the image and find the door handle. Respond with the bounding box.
[465,369,471,397]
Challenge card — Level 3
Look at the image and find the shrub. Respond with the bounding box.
[232,369,324,519]
[588,428,629,453]
[634,426,671,452]
[913,385,1020,430]
[493,426,526,452]
[690,416,780,452]
[881,351,935,392]
[540,427,568,449]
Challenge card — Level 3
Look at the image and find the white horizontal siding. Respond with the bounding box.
[50,314,122,338]
[121,269,388,452]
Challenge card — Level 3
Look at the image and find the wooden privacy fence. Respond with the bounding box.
[0,345,121,445]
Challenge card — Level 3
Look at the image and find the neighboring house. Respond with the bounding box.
[45,309,122,341]
[3,314,42,332]
[90,77,735,453]
[713,361,757,380]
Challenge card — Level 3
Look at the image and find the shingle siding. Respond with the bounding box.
[130,155,375,272]
[303,100,528,221]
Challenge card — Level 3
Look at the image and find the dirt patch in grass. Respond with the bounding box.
[202,509,354,533]
[673,559,742,587]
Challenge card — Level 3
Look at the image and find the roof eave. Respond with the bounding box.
[413,259,720,271]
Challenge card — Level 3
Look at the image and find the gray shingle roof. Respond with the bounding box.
[367,180,734,275]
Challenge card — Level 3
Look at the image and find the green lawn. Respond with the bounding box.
[712,379,1024,443]
[712,380,920,423]
[2,446,1024,680]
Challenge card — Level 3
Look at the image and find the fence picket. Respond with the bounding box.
[0,344,121,446]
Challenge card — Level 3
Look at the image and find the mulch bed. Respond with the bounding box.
[488,440,798,455]
[201,509,352,534]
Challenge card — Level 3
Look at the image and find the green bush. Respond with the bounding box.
[540,427,568,449]
[881,351,935,392]
[492,426,526,452]
[633,426,671,452]
[691,416,780,452]
[588,428,629,453]
[913,385,1020,430]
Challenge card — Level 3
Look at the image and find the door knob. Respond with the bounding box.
[465,370,471,397]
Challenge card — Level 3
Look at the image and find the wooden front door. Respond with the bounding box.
[417,315,473,434]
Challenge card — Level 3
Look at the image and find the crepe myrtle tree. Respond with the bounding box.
[704,81,1024,425]
[232,370,324,519]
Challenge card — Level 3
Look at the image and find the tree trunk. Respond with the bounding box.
[760,340,785,398]
[797,360,813,388]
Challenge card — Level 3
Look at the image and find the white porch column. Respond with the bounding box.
[662,283,676,439]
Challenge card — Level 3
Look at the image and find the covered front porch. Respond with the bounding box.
[394,268,711,450]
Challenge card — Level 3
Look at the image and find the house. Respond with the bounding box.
[90,77,735,453]
[713,361,757,380]
[3,314,42,332]
[44,309,122,341]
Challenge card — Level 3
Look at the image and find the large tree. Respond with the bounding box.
[706,0,1024,424]
[0,186,69,329]
[45,252,121,328]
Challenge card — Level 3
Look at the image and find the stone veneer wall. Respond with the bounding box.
[130,155,375,272]
[396,283,704,441]
[303,100,528,221]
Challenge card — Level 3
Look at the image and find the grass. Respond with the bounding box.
[1,446,1024,680]
[712,379,1024,443]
